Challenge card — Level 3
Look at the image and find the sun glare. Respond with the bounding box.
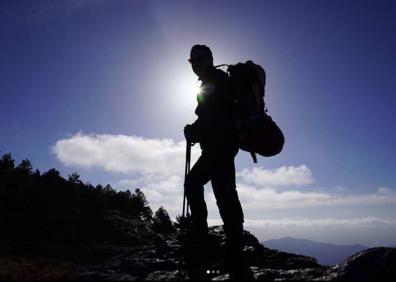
[172,72,201,111]
[179,76,201,97]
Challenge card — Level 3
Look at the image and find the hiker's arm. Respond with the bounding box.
[184,118,202,143]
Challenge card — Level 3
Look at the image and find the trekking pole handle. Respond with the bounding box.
[187,142,191,161]
[215,64,229,68]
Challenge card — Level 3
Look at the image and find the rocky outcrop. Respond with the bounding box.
[1,211,395,281]
[64,225,327,281]
[323,247,396,281]
[64,224,396,281]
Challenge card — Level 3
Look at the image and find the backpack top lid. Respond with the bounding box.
[247,60,266,93]
[247,60,266,113]
[226,60,267,115]
[227,61,266,87]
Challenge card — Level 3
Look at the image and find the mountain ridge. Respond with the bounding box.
[263,237,368,265]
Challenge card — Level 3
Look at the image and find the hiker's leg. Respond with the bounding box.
[210,152,248,278]
[186,154,211,235]
[210,152,244,228]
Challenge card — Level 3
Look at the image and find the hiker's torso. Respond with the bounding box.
[194,68,238,154]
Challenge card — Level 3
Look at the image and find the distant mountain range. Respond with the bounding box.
[262,237,368,265]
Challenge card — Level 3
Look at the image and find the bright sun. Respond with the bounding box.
[179,76,201,97]
[172,72,201,110]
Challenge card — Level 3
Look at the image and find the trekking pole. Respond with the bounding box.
[182,141,192,219]
[179,141,192,278]
[186,142,193,217]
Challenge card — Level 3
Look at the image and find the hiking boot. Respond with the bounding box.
[224,249,255,281]
[209,258,254,280]
[208,259,227,275]
[229,266,255,281]
[179,228,209,245]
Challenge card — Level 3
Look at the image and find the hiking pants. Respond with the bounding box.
[185,148,244,236]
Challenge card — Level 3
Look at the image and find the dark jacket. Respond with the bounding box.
[190,68,238,154]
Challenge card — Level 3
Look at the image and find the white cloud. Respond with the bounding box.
[114,174,185,217]
[377,187,395,195]
[52,132,199,177]
[237,165,314,188]
[235,184,396,210]
[52,133,396,219]
[241,217,396,228]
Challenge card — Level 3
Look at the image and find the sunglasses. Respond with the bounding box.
[188,55,205,65]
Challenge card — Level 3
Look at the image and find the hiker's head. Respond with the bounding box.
[189,44,214,79]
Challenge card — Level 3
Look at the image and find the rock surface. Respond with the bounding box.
[0,211,395,281]
[64,224,327,281]
[324,247,396,281]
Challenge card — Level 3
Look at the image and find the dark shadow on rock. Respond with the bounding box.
[326,247,396,281]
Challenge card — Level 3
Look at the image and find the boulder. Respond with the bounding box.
[326,247,396,281]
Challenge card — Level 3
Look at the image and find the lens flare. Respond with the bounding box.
[197,93,204,104]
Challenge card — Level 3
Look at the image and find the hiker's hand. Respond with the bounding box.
[184,124,193,142]
[184,122,201,143]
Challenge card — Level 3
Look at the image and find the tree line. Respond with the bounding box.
[0,153,175,243]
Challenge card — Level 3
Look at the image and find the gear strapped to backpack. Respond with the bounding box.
[217,61,284,163]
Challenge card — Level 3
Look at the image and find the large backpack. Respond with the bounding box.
[218,60,284,162]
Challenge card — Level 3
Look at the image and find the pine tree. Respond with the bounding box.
[152,206,175,234]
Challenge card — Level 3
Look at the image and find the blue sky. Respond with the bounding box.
[1,0,396,246]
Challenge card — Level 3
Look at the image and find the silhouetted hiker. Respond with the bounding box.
[183,44,252,280]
